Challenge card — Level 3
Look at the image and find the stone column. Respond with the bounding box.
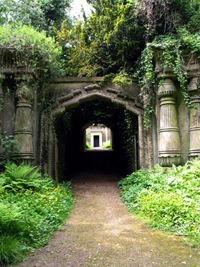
[158,79,181,166]
[0,82,3,160]
[13,80,34,164]
[138,114,145,168]
[188,77,200,159]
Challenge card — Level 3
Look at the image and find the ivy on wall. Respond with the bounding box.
[137,29,200,129]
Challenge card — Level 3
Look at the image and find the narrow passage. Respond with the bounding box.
[15,171,200,267]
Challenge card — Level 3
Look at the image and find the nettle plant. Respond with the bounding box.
[138,29,200,129]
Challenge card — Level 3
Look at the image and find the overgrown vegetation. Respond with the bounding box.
[56,0,200,76]
[138,29,200,128]
[55,0,200,129]
[0,24,65,78]
[1,1,200,129]
[0,162,74,265]
[119,158,200,246]
[0,0,72,36]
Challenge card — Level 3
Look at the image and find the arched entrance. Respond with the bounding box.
[53,98,139,180]
[39,78,145,181]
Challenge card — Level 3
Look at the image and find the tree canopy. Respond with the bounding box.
[0,0,72,36]
[56,0,200,77]
[1,0,200,81]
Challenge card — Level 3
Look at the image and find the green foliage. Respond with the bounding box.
[0,163,74,265]
[55,0,200,130]
[0,162,50,190]
[0,24,64,78]
[0,0,72,36]
[56,0,146,76]
[85,142,91,150]
[0,234,24,265]
[103,140,111,149]
[1,133,20,165]
[112,70,132,89]
[137,44,155,129]
[135,0,200,39]
[119,159,200,246]
[56,0,200,77]
[120,110,137,173]
[138,29,200,129]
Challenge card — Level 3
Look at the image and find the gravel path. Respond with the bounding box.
[14,170,200,267]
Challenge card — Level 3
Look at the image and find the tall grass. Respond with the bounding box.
[119,158,200,246]
[0,163,74,265]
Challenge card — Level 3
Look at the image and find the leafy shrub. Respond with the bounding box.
[103,140,111,149]
[119,159,200,246]
[0,164,74,265]
[0,24,64,77]
[85,142,91,150]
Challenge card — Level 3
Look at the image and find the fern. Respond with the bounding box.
[0,177,7,193]
[0,162,52,190]
[0,234,24,265]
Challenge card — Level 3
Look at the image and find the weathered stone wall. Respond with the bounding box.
[154,51,200,166]
[0,48,200,180]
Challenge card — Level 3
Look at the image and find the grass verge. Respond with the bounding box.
[119,158,200,247]
[0,162,74,265]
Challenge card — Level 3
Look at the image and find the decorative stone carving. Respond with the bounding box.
[158,79,181,166]
[188,77,200,159]
[13,80,34,164]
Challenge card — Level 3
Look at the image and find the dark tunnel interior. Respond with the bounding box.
[54,99,139,181]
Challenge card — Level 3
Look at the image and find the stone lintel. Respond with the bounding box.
[50,77,103,84]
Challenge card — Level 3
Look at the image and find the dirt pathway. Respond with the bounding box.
[15,171,200,267]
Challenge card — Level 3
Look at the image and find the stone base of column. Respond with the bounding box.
[159,155,181,167]
[189,149,200,161]
[12,152,34,165]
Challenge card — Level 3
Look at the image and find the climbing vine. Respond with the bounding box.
[138,30,200,129]
[120,110,137,173]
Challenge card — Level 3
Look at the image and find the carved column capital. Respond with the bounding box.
[15,79,34,102]
[188,77,200,95]
[158,79,177,98]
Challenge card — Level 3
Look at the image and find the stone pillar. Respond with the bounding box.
[13,80,34,164]
[138,114,145,168]
[47,121,54,178]
[158,79,181,166]
[0,82,3,160]
[188,77,200,159]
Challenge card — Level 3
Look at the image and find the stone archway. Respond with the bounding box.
[1,48,200,181]
[38,78,147,180]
